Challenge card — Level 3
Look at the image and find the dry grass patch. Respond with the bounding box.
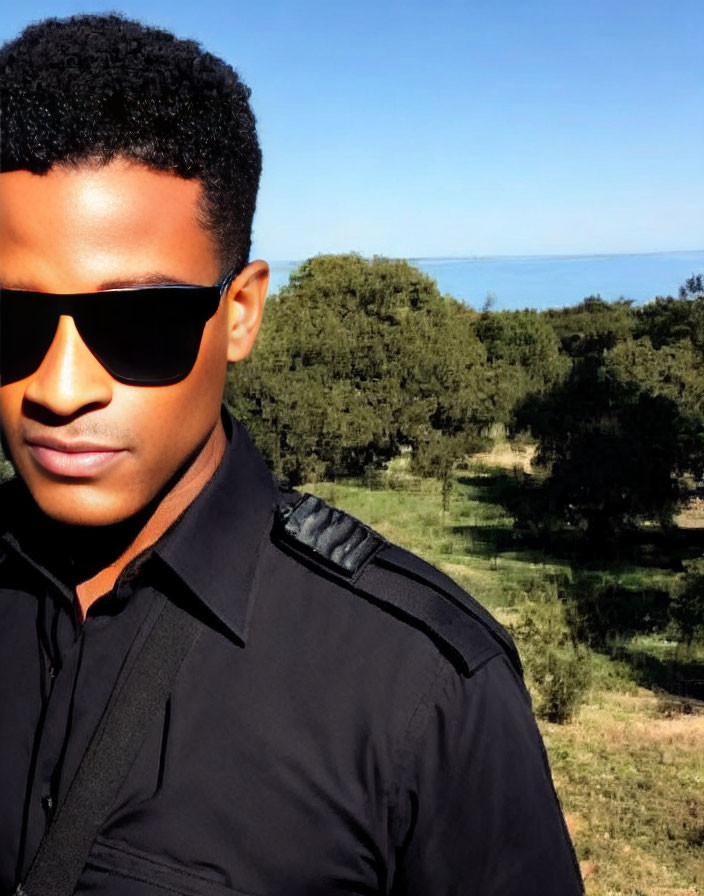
[542,689,704,896]
[634,714,704,748]
[470,442,536,472]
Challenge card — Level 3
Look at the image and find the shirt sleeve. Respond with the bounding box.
[391,653,584,895]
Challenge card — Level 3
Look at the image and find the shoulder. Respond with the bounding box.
[270,489,522,678]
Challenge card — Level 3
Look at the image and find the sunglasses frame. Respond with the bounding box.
[0,269,237,387]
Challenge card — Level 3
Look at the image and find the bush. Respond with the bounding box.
[530,646,592,723]
[506,579,592,723]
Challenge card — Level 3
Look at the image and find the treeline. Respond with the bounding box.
[228,256,704,544]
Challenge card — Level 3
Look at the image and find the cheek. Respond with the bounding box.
[0,383,27,445]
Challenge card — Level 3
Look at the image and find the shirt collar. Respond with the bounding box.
[0,408,279,643]
[153,408,279,643]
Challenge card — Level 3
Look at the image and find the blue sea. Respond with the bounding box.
[267,250,704,312]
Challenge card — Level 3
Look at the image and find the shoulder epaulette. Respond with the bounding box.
[274,491,522,678]
[277,492,384,576]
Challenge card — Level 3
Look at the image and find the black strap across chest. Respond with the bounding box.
[14,597,203,896]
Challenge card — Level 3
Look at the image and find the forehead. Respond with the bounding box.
[0,160,218,291]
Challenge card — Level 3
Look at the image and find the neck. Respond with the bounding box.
[71,421,227,618]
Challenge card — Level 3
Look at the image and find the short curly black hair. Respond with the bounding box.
[0,13,261,274]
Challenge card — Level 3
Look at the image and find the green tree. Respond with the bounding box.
[475,309,568,423]
[514,278,704,545]
[608,337,704,423]
[679,273,704,299]
[227,254,492,483]
[634,290,704,352]
[514,356,692,544]
[544,296,635,359]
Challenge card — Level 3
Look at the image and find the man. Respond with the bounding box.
[0,14,583,895]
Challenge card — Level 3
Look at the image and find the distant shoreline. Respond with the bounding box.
[408,249,704,264]
[268,248,704,267]
[266,250,704,312]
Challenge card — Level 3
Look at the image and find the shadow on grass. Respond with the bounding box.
[448,522,547,562]
[456,471,704,569]
[606,642,704,702]
[456,471,704,701]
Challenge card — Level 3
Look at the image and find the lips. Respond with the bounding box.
[25,437,126,478]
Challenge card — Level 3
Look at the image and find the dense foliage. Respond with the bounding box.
[514,291,704,540]
[227,254,495,483]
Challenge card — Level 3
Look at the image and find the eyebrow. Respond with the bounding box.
[1,273,188,292]
[97,273,189,290]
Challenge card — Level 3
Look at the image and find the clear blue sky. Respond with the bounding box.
[2,0,703,261]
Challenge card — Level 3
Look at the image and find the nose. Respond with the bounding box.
[23,315,114,417]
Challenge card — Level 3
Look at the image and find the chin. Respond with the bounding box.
[28,481,150,528]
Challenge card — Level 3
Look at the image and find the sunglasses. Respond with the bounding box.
[0,270,235,386]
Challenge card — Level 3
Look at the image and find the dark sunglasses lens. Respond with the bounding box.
[76,287,217,384]
[0,292,59,385]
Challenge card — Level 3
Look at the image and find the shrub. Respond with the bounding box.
[506,579,592,723]
[530,646,592,723]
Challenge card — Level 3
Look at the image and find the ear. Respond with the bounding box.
[225,260,269,362]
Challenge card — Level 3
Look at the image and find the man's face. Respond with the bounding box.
[0,159,259,526]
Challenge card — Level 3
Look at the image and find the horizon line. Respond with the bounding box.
[266,248,704,266]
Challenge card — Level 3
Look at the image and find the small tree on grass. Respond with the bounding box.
[506,581,591,724]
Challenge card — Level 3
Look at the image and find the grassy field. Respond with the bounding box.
[305,455,704,895]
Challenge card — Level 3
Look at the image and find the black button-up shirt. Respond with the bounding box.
[0,411,583,895]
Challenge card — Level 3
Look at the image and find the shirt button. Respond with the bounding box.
[41,795,54,815]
